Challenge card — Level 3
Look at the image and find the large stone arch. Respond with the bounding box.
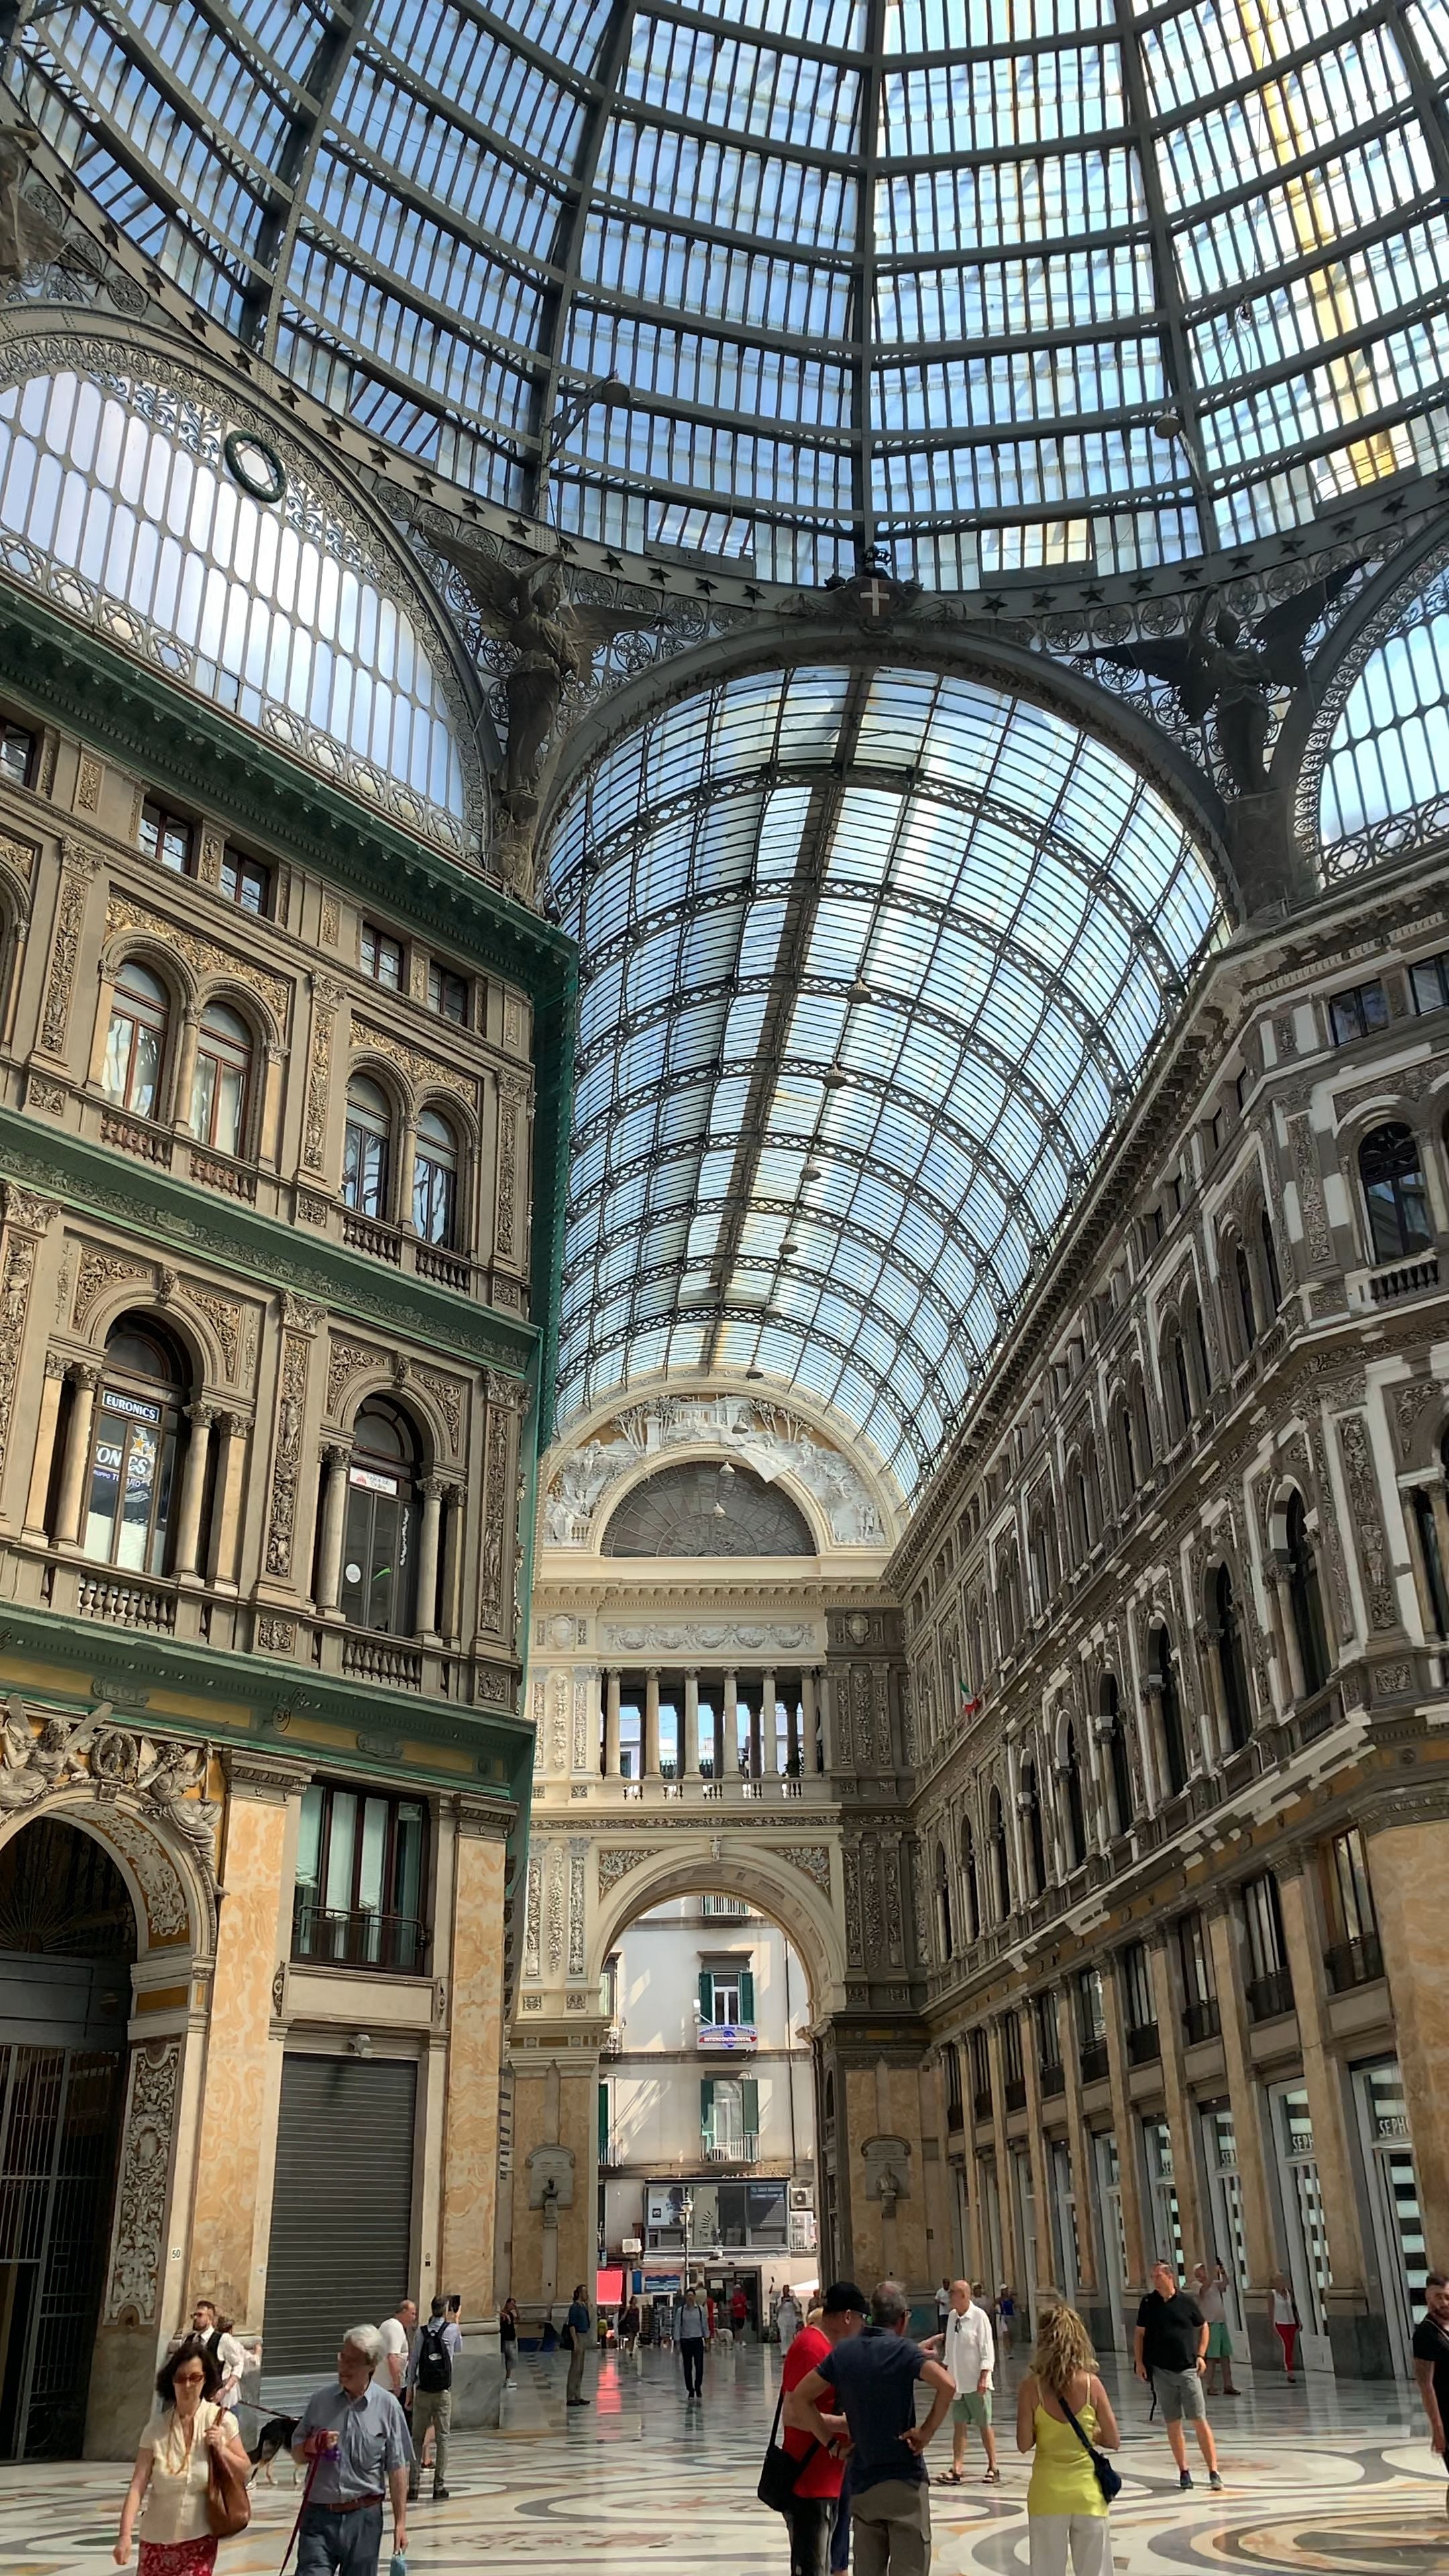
[590,1833,846,2017]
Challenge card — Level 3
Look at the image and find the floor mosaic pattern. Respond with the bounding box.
[3,2346,1445,2575]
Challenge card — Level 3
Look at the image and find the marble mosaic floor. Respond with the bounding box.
[4,2343,1446,2576]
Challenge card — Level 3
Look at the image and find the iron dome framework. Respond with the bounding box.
[546,662,1226,1496]
[8,0,1449,588]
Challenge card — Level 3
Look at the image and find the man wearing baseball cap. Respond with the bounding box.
[786,2281,955,2575]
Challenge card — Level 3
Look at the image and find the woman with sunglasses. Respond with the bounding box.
[113,2334,250,2576]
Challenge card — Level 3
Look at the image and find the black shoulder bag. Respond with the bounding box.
[1059,2392,1122,2504]
[757,2385,816,2514]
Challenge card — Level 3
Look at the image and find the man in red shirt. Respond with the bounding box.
[779,2288,861,2576]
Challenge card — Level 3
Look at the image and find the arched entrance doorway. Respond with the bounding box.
[0,1816,135,2458]
[598,1887,818,2343]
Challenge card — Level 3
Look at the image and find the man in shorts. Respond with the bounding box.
[1412,2269,1449,2516]
[924,2279,999,2485]
[1134,2258,1224,2493]
[1192,2261,1240,2396]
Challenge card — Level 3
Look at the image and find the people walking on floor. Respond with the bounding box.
[406,2295,461,2501]
[565,2284,592,2405]
[373,2300,415,2400]
[935,2280,951,2332]
[620,2299,640,2357]
[1191,2263,1238,2396]
[778,2288,802,2354]
[998,2288,1016,2357]
[1134,2260,1222,2493]
[1016,2302,1120,2576]
[775,2283,855,2576]
[289,2327,412,2576]
[1269,2274,1301,2381]
[677,2281,708,2402]
[732,2284,750,2342]
[1411,2268,1449,2512]
[499,2296,519,2381]
[788,2279,956,2576]
[926,2277,999,2485]
[113,2335,250,2576]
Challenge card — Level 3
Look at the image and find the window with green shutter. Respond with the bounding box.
[700,2075,715,2139]
[700,1970,714,2023]
[739,1968,755,2024]
[741,2077,759,2141]
[598,2080,609,2160]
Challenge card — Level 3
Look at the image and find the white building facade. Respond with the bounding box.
[600,1896,819,2314]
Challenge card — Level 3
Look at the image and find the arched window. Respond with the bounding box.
[1285,1491,1331,1697]
[1101,1672,1133,1832]
[343,1075,392,1219]
[988,1787,1011,1921]
[103,959,169,1120]
[1020,1758,1046,1896]
[1152,1623,1189,1795]
[1214,1562,1253,1751]
[1234,1242,1257,1352]
[83,1318,186,1573]
[341,1400,421,1634]
[1260,1210,1283,1312]
[1170,1330,1193,1435]
[961,1819,981,1943]
[1081,1440,1102,1546]
[1359,1122,1432,1263]
[935,1842,953,1962]
[1191,1300,1212,1403]
[1063,1722,1087,1868]
[1117,1398,1137,1500]
[1000,1544,1022,1647]
[413,1106,458,1245]
[1028,1511,1054,1613]
[190,1000,252,1157]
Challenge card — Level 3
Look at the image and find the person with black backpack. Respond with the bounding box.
[406,2296,461,2501]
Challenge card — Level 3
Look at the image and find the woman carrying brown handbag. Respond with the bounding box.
[114,2335,252,2576]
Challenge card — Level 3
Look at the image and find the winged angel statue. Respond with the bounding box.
[427,536,659,894]
[1095,567,1354,796]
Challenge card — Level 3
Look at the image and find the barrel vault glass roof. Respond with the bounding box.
[547,665,1226,1497]
[11,0,1449,587]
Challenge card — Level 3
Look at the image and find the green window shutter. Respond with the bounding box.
[700,1969,714,2023]
[741,2077,759,2137]
[598,2080,609,2159]
[739,1968,755,2024]
[700,2076,715,2132]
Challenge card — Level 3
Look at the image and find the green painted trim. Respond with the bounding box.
[0,578,575,1433]
[0,1105,537,1376]
[0,1597,533,1809]
[0,582,570,996]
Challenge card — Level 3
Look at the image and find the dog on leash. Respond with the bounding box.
[248,2414,300,2483]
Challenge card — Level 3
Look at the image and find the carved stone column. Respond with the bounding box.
[172,1403,216,1581]
[439,1806,512,2315]
[22,1350,68,1537]
[720,1672,735,1779]
[1146,1929,1204,2271]
[54,1361,100,1548]
[761,1670,776,1776]
[315,1440,351,1616]
[417,1474,446,1640]
[681,1672,698,1779]
[1099,1953,1148,2317]
[173,1008,201,1134]
[1275,1852,1382,2373]
[208,1413,247,1587]
[1203,1895,1278,2352]
[1362,1787,1449,2280]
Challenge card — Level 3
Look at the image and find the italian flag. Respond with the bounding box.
[960,1685,983,1720]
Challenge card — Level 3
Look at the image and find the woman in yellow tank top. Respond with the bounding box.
[1015,2304,1121,2576]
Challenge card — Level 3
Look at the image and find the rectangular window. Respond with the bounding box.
[1410,951,1449,1014]
[139,798,194,875]
[1242,1872,1295,2021]
[969,2027,992,2114]
[1002,2009,1024,2087]
[1178,1909,1219,2041]
[1077,1966,1106,2045]
[429,962,468,1023]
[1328,978,1390,1045]
[700,1966,755,2027]
[220,847,270,916]
[361,922,404,987]
[1325,1829,1383,1990]
[0,718,36,785]
[292,1780,428,1972]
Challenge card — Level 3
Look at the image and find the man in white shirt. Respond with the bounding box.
[372,2300,416,2398]
[925,2279,999,2485]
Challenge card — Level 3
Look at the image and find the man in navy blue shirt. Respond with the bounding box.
[565,2284,592,2406]
[786,2281,955,2575]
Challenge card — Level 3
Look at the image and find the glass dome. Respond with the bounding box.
[11,0,1449,590]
